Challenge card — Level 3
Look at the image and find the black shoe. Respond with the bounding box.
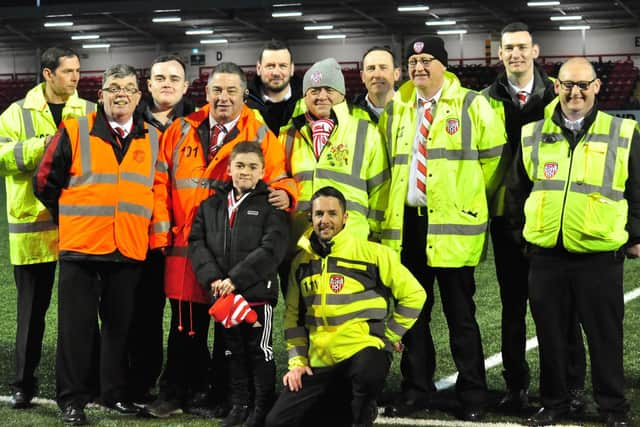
[144,397,182,418]
[221,404,249,427]
[568,389,586,414]
[497,389,529,413]
[104,401,140,415]
[213,402,231,418]
[526,407,568,426]
[604,412,630,427]
[243,409,266,427]
[459,406,486,422]
[62,405,88,426]
[10,391,32,409]
[132,390,157,406]
[383,397,429,417]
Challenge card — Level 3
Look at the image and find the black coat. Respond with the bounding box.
[188,180,289,305]
[246,74,302,136]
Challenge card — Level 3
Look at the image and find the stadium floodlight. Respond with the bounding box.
[186,29,214,35]
[559,25,590,30]
[317,34,347,39]
[71,34,100,40]
[200,38,228,44]
[527,1,560,6]
[437,29,467,35]
[272,2,302,6]
[398,5,430,12]
[550,15,582,21]
[44,21,73,27]
[272,11,303,17]
[153,9,180,13]
[304,25,333,30]
[152,16,181,23]
[82,43,110,49]
[426,20,456,26]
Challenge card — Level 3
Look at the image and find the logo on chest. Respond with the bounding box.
[132,150,145,163]
[543,162,558,179]
[327,143,349,167]
[329,274,344,293]
[445,118,459,135]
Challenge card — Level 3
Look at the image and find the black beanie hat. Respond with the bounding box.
[406,36,448,67]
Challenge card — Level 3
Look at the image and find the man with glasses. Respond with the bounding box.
[482,22,586,414]
[380,36,505,421]
[505,57,638,427]
[35,64,155,425]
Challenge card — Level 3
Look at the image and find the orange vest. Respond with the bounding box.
[58,113,158,261]
[152,104,297,303]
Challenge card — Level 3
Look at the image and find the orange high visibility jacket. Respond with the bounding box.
[57,113,157,261]
[151,103,297,304]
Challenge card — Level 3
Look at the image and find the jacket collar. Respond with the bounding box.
[23,82,85,111]
[395,70,461,109]
[90,104,147,142]
[488,63,554,106]
[298,226,351,257]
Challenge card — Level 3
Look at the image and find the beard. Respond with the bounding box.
[263,77,290,94]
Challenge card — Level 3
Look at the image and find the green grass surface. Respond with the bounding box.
[0,183,638,426]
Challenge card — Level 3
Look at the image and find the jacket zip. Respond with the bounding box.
[558,141,578,244]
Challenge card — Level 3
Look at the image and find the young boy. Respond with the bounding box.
[188,141,289,427]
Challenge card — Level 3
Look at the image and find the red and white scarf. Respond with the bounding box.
[227,189,251,228]
[305,112,335,159]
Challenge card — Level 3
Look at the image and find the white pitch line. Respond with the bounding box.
[435,286,640,391]
[376,415,582,426]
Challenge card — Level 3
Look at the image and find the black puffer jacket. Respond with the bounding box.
[188,180,289,305]
[246,74,303,136]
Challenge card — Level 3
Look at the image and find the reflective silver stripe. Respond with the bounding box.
[532,179,565,192]
[8,220,57,233]
[293,171,314,182]
[172,119,192,176]
[153,221,171,233]
[287,346,308,358]
[428,147,478,161]
[17,99,34,139]
[256,124,268,144]
[119,201,152,218]
[167,246,188,257]
[297,200,311,212]
[599,116,624,199]
[395,304,422,318]
[367,208,385,221]
[284,326,307,339]
[478,145,503,159]
[156,160,169,173]
[69,173,118,187]
[305,308,387,326]
[346,200,368,216]
[570,182,624,201]
[387,317,409,337]
[78,117,93,178]
[385,100,394,150]
[285,126,296,173]
[121,171,153,187]
[59,204,115,216]
[0,136,11,142]
[85,102,95,114]
[147,125,160,178]
[393,154,408,166]
[350,119,369,176]
[528,121,547,180]
[315,168,366,191]
[460,91,476,154]
[367,169,389,190]
[304,290,381,307]
[522,122,549,148]
[266,173,289,185]
[428,222,487,236]
[13,141,26,172]
[175,177,223,190]
[382,228,401,240]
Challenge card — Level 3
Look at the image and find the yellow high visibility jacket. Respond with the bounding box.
[379,72,505,267]
[280,101,390,243]
[0,83,94,265]
[521,111,636,253]
[285,228,425,369]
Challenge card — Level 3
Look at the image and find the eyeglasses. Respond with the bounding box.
[408,57,436,68]
[558,79,596,91]
[102,86,140,95]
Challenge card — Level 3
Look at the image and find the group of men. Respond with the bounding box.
[0,20,637,427]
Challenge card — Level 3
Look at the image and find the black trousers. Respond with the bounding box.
[158,298,210,401]
[56,260,141,409]
[490,218,586,391]
[265,347,391,427]
[399,206,488,407]
[224,304,275,411]
[128,250,166,397]
[11,262,56,396]
[528,251,628,415]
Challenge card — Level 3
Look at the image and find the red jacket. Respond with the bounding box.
[151,103,297,304]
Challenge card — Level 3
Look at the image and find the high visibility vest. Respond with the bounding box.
[520,111,635,253]
[379,72,506,267]
[280,101,390,243]
[58,113,158,261]
[0,83,94,265]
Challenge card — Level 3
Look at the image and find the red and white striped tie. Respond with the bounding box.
[517,90,528,106]
[416,99,434,195]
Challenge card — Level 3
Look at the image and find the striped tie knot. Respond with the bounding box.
[209,124,227,161]
[517,91,528,105]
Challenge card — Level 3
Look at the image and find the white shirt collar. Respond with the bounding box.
[416,85,443,107]
[365,94,384,117]
[262,85,292,103]
[507,76,534,96]
[108,117,133,137]
[209,114,241,134]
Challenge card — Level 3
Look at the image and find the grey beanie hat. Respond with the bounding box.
[303,58,346,95]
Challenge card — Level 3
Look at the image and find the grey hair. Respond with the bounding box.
[208,62,247,91]
[103,64,138,85]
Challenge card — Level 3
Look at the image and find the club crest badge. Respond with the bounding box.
[446,118,459,135]
[544,162,558,179]
[132,150,145,163]
[310,71,323,84]
[413,41,424,53]
[329,274,344,293]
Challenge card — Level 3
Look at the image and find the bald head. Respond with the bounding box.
[555,57,600,120]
